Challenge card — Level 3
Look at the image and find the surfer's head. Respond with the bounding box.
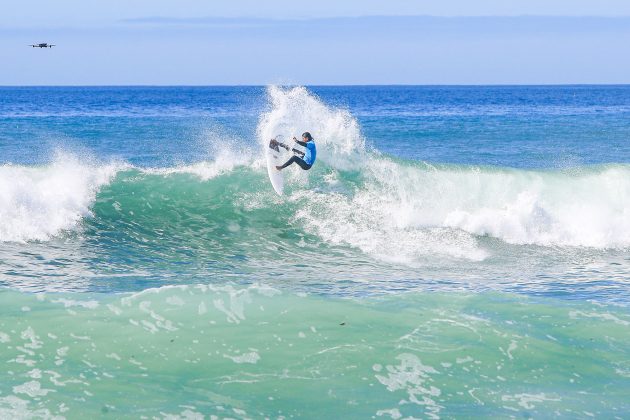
[302,132,313,142]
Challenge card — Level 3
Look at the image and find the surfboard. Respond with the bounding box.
[265,136,306,195]
[266,137,288,195]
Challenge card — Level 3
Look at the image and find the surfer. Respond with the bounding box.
[274,132,316,171]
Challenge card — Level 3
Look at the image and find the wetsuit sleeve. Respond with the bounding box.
[295,140,308,147]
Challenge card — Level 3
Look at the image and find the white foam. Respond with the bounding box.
[13,381,54,397]
[223,351,260,364]
[0,153,121,242]
[355,159,630,250]
[296,156,630,261]
[291,158,490,263]
[569,310,630,326]
[376,408,402,419]
[258,87,488,263]
[259,86,630,263]
[51,298,99,310]
[501,392,561,410]
[294,187,489,264]
[375,353,442,419]
[438,165,630,248]
[257,85,367,171]
[0,395,62,419]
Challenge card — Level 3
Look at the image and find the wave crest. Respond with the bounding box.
[257,85,367,171]
[3,86,630,261]
[0,154,121,242]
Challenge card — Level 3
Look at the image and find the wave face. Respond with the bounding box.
[5,154,630,250]
[7,87,630,248]
[2,87,630,296]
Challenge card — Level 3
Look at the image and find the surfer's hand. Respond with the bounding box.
[293,136,297,141]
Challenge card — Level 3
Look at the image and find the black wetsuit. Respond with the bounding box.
[276,139,316,170]
[277,155,312,170]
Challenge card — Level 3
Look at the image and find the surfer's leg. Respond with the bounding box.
[276,156,311,171]
[276,156,299,170]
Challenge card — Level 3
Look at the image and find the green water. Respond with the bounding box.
[1,285,628,418]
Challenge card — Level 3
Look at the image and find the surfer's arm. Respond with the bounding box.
[290,137,307,155]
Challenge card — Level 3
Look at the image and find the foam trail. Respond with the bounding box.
[259,86,630,261]
[0,153,121,242]
[257,86,488,262]
[299,159,630,261]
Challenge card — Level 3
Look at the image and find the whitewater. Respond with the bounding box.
[1,85,629,417]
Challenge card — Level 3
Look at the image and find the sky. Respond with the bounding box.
[2,0,630,85]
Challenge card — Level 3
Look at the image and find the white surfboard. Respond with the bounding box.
[266,137,288,195]
[265,136,305,195]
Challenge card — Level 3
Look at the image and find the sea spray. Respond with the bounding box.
[258,88,630,264]
[294,160,630,265]
[258,85,367,171]
[0,153,122,242]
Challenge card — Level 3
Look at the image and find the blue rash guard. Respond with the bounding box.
[303,141,316,165]
[275,138,317,171]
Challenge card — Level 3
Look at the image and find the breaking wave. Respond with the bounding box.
[2,87,630,266]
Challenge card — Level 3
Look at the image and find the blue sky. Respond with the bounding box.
[2,0,630,85]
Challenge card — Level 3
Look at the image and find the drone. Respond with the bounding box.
[30,43,55,48]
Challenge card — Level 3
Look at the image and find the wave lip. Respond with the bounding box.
[0,155,121,242]
[257,85,367,171]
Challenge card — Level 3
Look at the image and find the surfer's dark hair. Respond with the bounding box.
[302,132,313,141]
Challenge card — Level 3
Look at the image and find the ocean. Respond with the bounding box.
[1,85,629,418]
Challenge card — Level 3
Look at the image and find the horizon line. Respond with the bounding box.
[2,83,630,88]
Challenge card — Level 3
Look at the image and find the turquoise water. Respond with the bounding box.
[1,286,629,418]
[1,85,630,417]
